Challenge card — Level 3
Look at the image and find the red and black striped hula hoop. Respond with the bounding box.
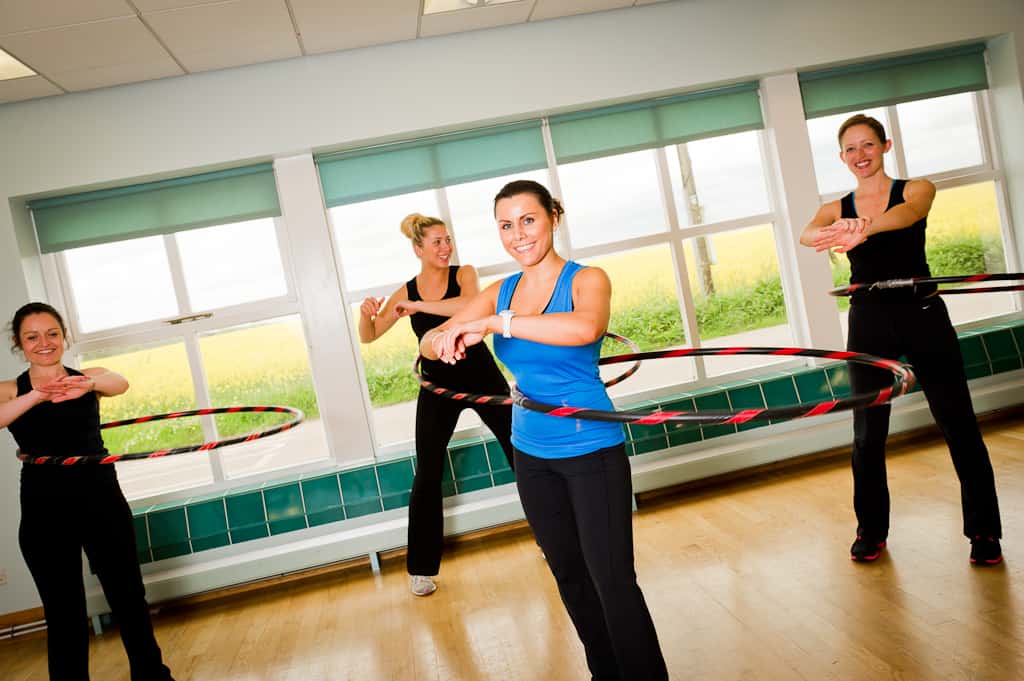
[413,332,642,407]
[830,272,1024,297]
[17,405,305,465]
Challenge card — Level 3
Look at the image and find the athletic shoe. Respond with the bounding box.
[969,536,1003,566]
[850,534,886,562]
[410,575,437,596]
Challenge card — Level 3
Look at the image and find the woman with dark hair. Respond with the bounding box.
[801,114,1003,565]
[358,213,513,597]
[421,181,668,680]
[1,302,175,680]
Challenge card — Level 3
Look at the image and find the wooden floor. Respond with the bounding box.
[4,416,1024,681]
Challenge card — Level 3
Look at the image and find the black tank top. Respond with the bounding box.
[9,367,108,458]
[841,178,933,303]
[408,266,509,394]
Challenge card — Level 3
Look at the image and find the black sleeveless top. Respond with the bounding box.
[841,178,934,303]
[9,367,108,458]
[408,266,509,394]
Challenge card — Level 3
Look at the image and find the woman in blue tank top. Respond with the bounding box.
[801,114,1002,566]
[357,213,513,597]
[0,302,175,681]
[420,181,667,681]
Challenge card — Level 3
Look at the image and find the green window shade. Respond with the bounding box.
[800,43,988,119]
[30,164,280,254]
[549,83,762,164]
[317,122,546,207]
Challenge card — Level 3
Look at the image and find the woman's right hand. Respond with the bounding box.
[360,296,384,320]
[431,317,494,364]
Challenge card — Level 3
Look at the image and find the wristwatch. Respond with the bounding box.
[499,309,516,338]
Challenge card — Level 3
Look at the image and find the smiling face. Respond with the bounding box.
[413,224,454,269]
[839,123,892,180]
[15,312,66,367]
[496,193,557,267]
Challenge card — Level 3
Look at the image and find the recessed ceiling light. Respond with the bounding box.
[423,0,523,16]
[0,48,35,81]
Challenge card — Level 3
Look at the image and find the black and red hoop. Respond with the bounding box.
[830,272,1024,297]
[17,405,304,465]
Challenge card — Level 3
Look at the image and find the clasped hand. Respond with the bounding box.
[35,375,95,403]
[431,319,489,364]
[813,217,871,253]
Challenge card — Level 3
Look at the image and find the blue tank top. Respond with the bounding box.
[493,261,624,458]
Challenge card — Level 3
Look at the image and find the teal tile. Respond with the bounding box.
[301,474,342,515]
[148,508,190,560]
[339,466,380,504]
[307,508,345,526]
[959,336,991,379]
[492,469,516,486]
[825,364,851,399]
[793,370,831,403]
[456,474,493,494]
[450,443,490,483]
[761,377,798,407]
[694,392,736,439]
[727,385,767,432]
[264,484,306,535]
[345,498,383,518]
[382,491,411,511]
[133,515,152,564]
[660,398,701,447]
[441,480,458,498]
[982,329,1021,374]
[485,440,513,472]
[225,492,268,543]
[186,500,229,552]
[626,421,669,454]
[377,459,414,497]
[1011,325,1024,354]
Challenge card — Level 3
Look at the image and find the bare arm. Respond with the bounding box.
[419,284,500,360]
[0,379,48,429]
[396,265,482,318]
[358,286,406,343]
[81,367,129,397]
[799,200,842,247]
[865,179,935,234]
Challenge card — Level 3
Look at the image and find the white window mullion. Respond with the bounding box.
[182,330,224,482]
[435,186,461,265]
[885,105,908,179]
[541,118,573,258]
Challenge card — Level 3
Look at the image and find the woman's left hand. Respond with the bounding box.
[432,318,492,364]
[813,219,870,253]
[37,375,95,403]
[394,299,421,318]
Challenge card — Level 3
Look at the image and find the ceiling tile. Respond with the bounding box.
[0,0,133,35]
[419,1,534,38]
[132,0,230,10]
[0,17,183,91]
[290,0,420,55]
[530,0,631,21]
[144,0,301,73]
[0,74,62,104]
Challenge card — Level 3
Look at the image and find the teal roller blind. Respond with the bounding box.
[800,43,988,119]
[548,83,763,164]
[317,121,547,207]
[30,164,281,254]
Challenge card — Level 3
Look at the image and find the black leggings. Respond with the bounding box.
[847,297,1001,540]
[406,388,513,576]
[19,468,174,681]
[516,444,668,681]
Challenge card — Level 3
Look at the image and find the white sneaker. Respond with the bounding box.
[410,575,437,596]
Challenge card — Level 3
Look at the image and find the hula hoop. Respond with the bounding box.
[17,406,305,465]
[830,273,1024,297]
[414,332,641,406]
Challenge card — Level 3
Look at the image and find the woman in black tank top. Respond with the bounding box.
[357,213,513,597]
[1,302,175,680]
[801,114,1002,566]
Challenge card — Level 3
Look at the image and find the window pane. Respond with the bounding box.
[198,316,328,478]
[176,218,287,311]
[80,339,213,500]
[928,182,1016,325]
[898,92,983,177]
[330,191,440,291]
[683,224,794,376]
[579,246,694,398]
[63,236,179,333]
[807,107,890,196]
[557,150,668,249]
[447,169,549,269]
[668,131,769,226]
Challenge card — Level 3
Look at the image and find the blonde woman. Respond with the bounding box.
[359,214,513,596]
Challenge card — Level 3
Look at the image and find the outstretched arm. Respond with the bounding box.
[395,266,482,318]
[0,379,48,429]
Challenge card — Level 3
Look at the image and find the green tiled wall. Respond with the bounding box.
[133,319,1024,563]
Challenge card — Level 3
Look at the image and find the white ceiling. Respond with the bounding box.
[0,0,669,104]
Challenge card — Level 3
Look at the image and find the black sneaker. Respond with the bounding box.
[969,536,1003,566]
[850,534,886,562]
